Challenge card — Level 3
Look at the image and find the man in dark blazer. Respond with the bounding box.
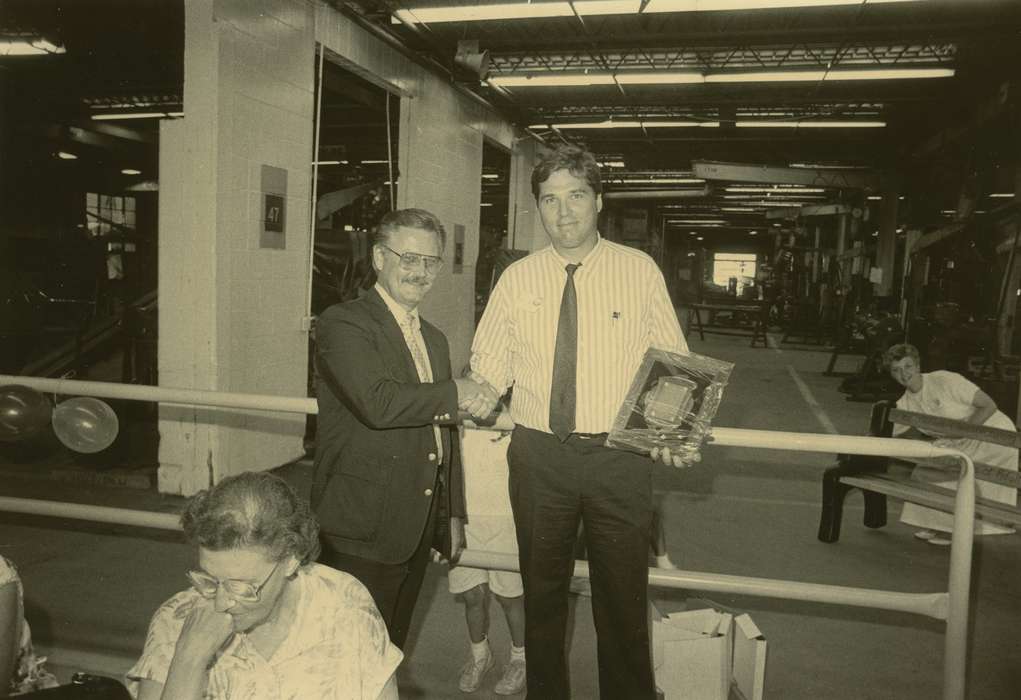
[312,207,487,648]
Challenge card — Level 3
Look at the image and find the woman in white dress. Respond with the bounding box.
[886,343,1018,545]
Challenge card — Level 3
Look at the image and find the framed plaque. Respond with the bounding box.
[605,347,733,460]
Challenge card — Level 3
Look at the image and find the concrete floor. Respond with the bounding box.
[3,331,1020,699]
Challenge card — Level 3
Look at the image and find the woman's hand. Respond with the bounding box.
[174,599,234,665]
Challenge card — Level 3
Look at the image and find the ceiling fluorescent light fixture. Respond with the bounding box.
[546,120,717,129]
[722,195,824,202]
[56,151,77,160]
[645,121,719,128]
[555,120,641,129]
[725,187,825,193]
[616,72,704,85]
[499,67,947,89]
[989,192,1016,198]
[492,73,616,87]
[721,207,757,212]
[668,219,726,225]
[737,120,886,128]
[707,67,951,83]
[597,160,627,168]
[394,3,571,23]
[790,162,870,169]
[572,0,643,14]
[91,111,184,121]
[121,168,142,175]
[0,37,65,56]
[612,177,706,184]
[395,0,919,23]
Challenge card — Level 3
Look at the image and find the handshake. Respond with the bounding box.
[454,371,501,422]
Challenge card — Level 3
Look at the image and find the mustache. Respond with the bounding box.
[404,276,432,285]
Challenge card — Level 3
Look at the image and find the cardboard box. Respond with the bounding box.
[653,608,733,700]
[652,606,767,700]
[732,614,767,700]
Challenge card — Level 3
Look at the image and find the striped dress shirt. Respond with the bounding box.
[471,236,688,435]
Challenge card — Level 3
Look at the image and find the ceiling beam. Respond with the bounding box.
[471,21,1015,53]
[692,160,879,190]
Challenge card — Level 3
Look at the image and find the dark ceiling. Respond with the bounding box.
[336,0,1021,237]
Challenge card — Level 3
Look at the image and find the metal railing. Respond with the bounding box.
[0,374,975,700]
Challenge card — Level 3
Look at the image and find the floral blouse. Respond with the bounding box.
[1,556,59,695]
[126,563,401,700]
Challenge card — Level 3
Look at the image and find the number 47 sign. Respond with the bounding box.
[260,164,287,249]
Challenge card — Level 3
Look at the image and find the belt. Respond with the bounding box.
[571,432,609,440]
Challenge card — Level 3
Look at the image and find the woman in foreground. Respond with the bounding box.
[128,471,401,699]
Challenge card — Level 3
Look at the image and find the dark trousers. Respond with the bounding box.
[319,487,438,649]
[508,426,656,700]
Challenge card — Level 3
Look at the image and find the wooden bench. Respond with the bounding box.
[818,401,1021,542]
[687,301,768,348]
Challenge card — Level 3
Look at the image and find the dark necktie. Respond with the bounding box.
[549,263,580,441]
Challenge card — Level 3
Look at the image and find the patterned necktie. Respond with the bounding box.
[402,312,442,461]
[403,313,432,382]
[549,263,580,441]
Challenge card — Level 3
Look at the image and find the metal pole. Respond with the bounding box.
[0,496,181,531]
[458,551,948,620]
[944,455,976,700]
[0,375,318,415]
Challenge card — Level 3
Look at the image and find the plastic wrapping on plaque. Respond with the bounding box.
[605,348,733,459]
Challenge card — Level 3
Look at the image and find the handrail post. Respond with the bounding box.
[944,453,975,700]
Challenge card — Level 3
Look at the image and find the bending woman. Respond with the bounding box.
[128,471,401,699]
[886,343,1018,545]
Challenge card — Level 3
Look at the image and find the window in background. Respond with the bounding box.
[713,252,757,297]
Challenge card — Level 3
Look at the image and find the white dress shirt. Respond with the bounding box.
[471,236,687,435]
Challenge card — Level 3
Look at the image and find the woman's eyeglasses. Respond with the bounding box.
[380,244,444,273]
[187,560,282,603]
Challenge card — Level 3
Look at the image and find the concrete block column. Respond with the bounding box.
[156,0,315,494]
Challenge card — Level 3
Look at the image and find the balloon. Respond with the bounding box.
[0,385,53,443]
[52,397,120,454]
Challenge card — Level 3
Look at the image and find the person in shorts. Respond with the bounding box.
[449,424,526,695]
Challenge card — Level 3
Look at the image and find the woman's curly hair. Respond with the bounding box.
[883,342,921,369]
[181,471,320,565]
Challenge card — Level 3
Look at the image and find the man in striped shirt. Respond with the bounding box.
[469,145,694,699]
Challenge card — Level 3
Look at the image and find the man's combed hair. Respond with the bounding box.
[531,144,602,200]
[884,342,920,368]
[181,471,321,565]
[373,207,447,250]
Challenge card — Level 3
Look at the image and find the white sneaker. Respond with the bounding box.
[458,652,494,693]
[494,658,527,695]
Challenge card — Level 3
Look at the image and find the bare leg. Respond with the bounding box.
[462,583,490,643]
[495,592,526,648]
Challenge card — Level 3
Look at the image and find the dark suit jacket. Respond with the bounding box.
[311,288,466,565]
